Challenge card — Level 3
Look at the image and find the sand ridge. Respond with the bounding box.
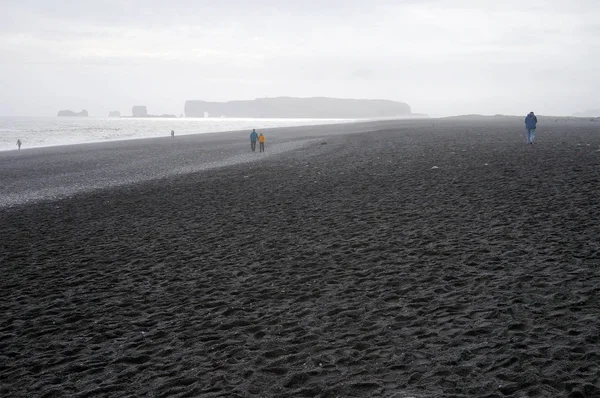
[1,119,599,397]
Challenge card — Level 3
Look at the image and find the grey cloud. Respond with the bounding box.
[0,0,599,116]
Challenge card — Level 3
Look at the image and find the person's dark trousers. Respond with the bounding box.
[260,142,264,152]
[251,141,256,151]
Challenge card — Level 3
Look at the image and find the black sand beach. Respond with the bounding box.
[1,118,599,397]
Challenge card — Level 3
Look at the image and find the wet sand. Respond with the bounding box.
[1,118,599,397]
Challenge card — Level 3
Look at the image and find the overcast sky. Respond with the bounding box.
[0,0,598,117]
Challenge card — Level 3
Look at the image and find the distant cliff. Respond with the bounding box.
[184,97,412,118]
[58,109,88,117]
[132,106,148,117]
[109,111,121,117]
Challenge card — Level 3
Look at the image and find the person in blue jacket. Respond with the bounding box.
[525,112,538,145]
[250,129,259,152]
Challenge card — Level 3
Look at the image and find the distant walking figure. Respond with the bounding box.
[525,111,538,145]
[250,129,259,152]
[171,130,175,138]
[258,133,265,152]
[16,139,22,150]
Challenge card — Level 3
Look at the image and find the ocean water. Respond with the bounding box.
[0,117,355,151]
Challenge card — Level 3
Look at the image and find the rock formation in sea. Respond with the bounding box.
[57,109,89,117]
[184,97,412,118]
[132,106,148,117]
[109,111,121,117]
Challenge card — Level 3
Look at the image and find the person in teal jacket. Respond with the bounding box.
[250,129,259,152]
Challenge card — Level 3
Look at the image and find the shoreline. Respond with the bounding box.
[5,114,596,153]
[0,118,353,153]
[0,117,428,153]
[2,116,598,209]
[0,119,428,208]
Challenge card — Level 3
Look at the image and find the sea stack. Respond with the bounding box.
[132,106,148,117]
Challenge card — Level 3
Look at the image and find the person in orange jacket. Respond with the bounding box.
[258,133,265,152]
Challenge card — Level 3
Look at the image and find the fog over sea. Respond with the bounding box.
[0,117,357,151]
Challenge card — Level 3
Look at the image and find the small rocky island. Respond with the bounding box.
[57,110,89,117]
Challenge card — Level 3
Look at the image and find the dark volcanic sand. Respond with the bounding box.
[1,119,599,397]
